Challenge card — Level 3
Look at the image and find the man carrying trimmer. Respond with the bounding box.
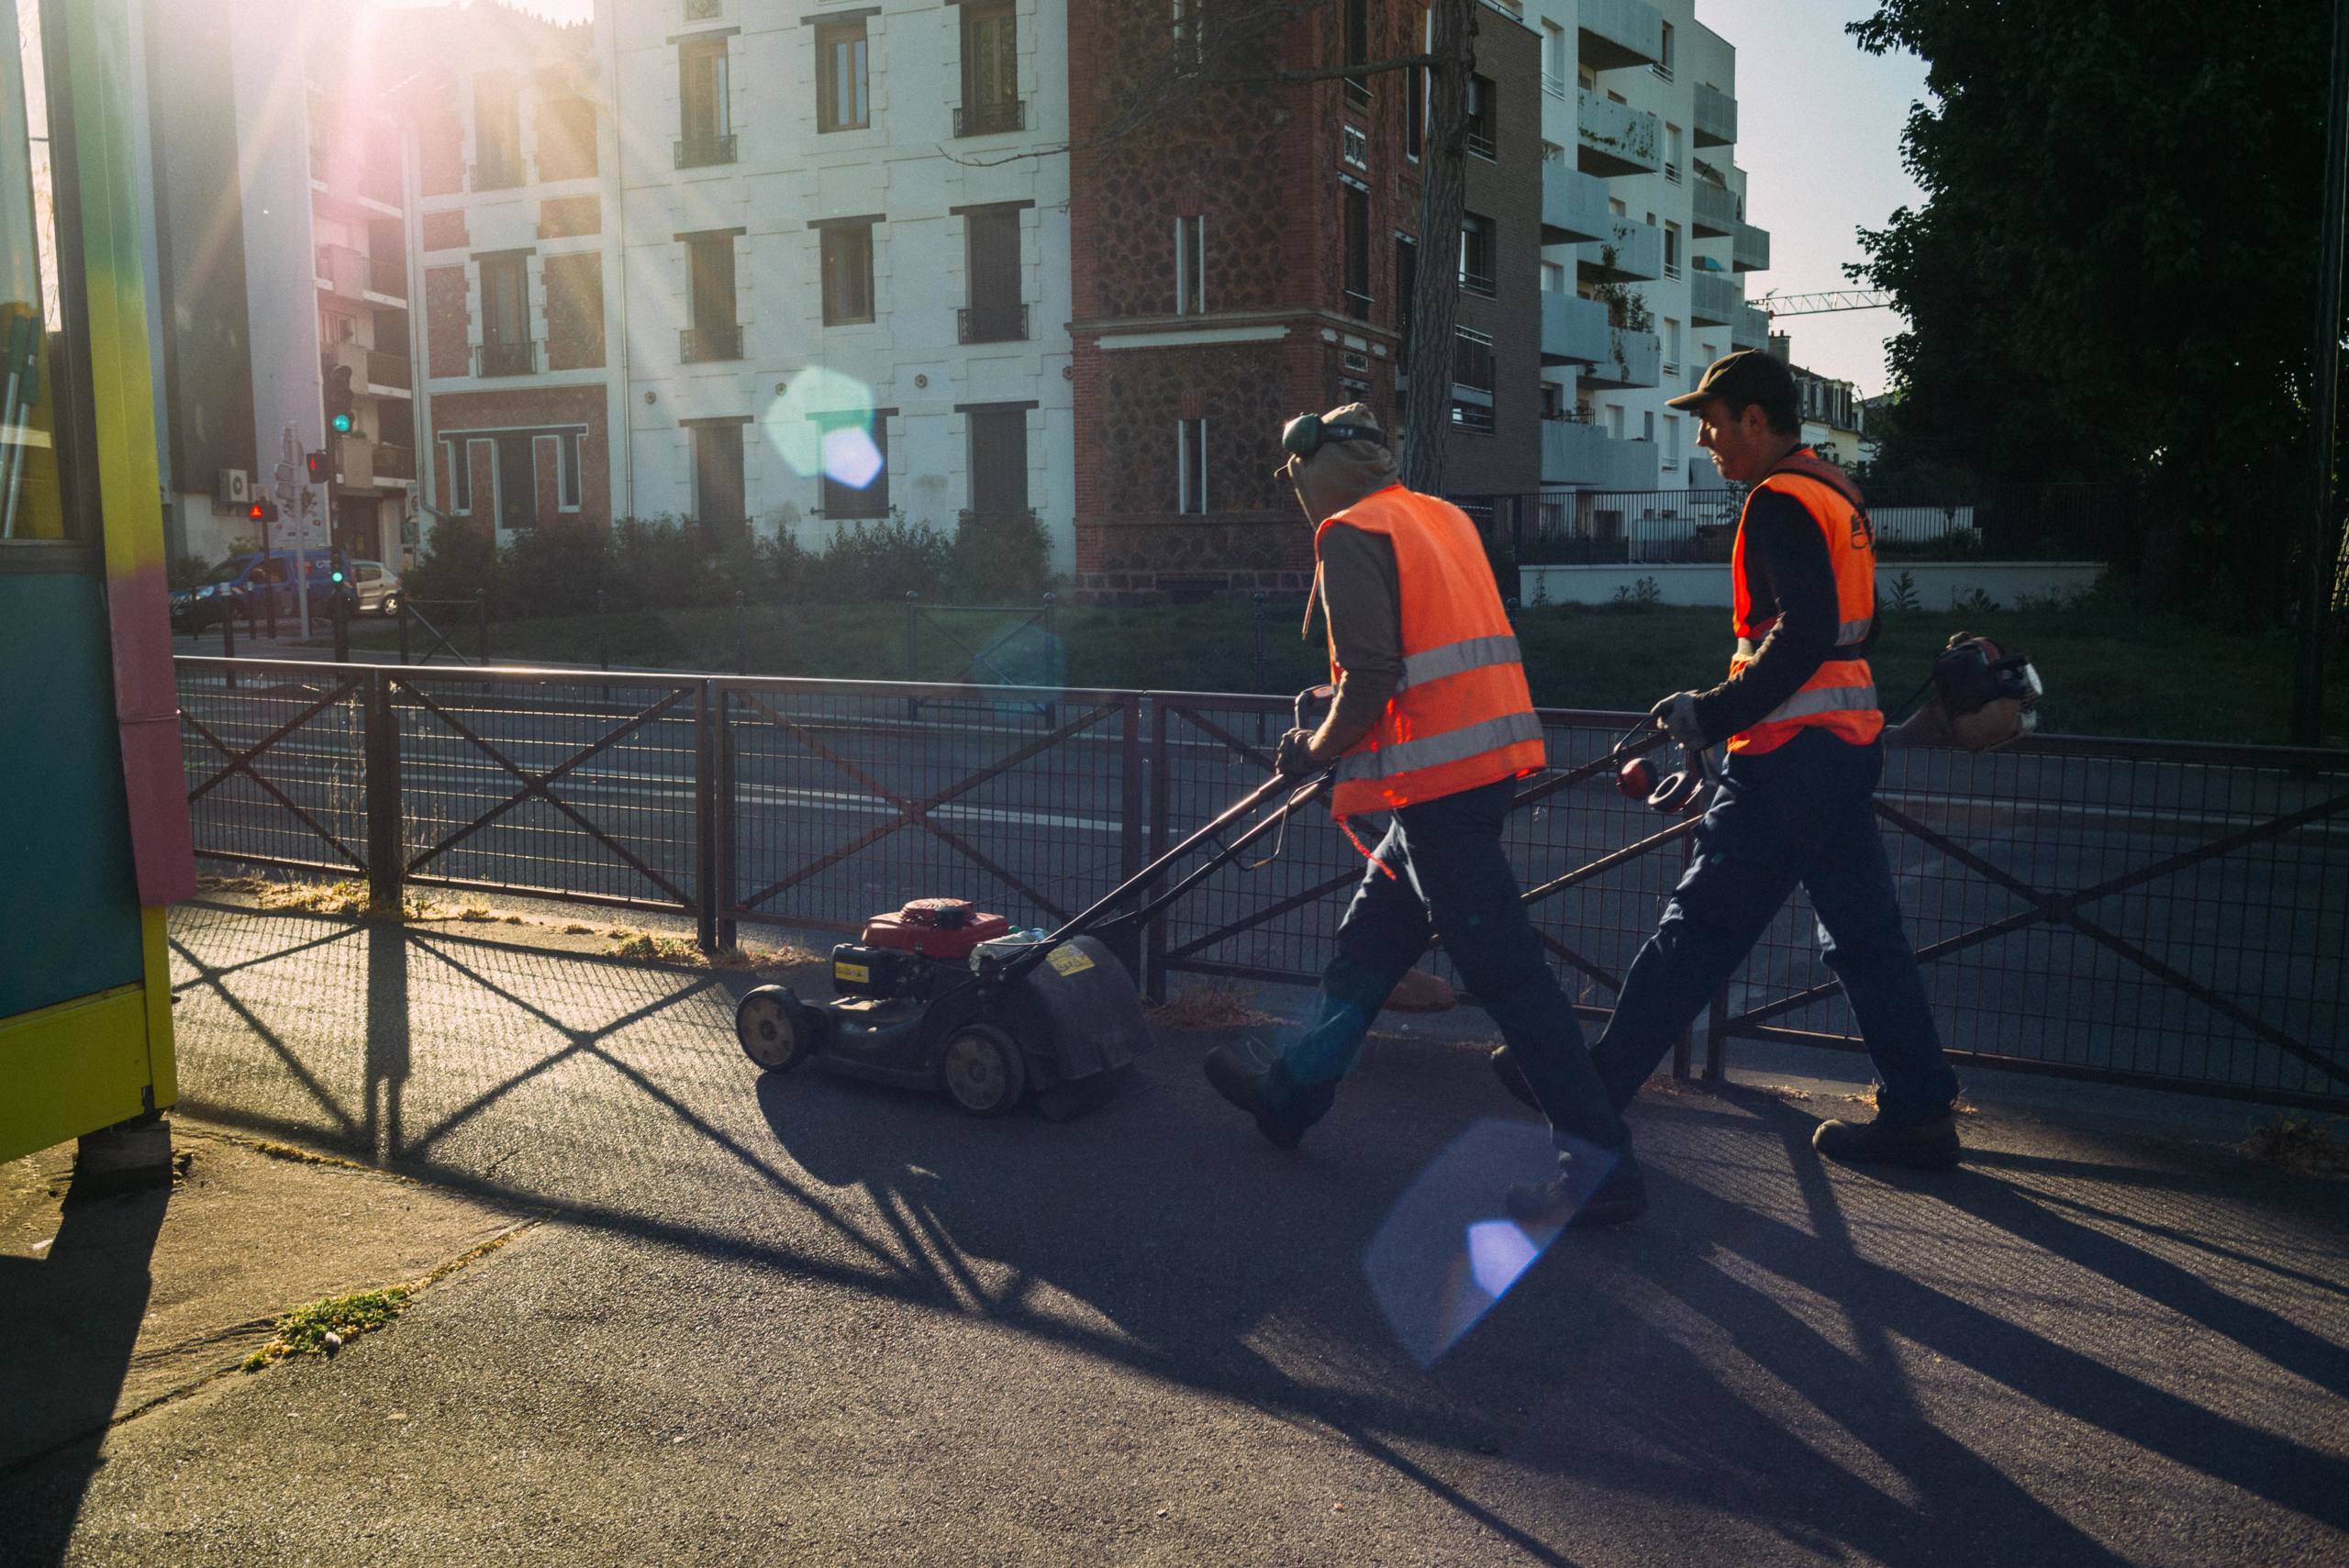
[1202,405,1644,1229]
[1495,350,1964,1208]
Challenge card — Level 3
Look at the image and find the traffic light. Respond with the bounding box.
[245,496,277,526]
[306,449,328,484]
[325,364,355,435]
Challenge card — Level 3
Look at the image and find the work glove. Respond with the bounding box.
[1275,727,1323,777]
[1651,691,1709,754]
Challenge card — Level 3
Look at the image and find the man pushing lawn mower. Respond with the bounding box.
[1200,404,1649,1229]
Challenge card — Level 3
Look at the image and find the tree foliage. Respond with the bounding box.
[1849,0,2343,602]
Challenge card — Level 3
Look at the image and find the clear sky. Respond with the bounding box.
[1698,0,1931,395]
[370,0,1927,394]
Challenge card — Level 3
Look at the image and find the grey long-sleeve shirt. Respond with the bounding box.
[1313,522,1404,755]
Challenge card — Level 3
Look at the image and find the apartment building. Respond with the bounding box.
[406,6,622,538]
[1527,0,1767,495]
[1777,339,1872,471]
[134,0,421,567]
[1064,0,1542,597]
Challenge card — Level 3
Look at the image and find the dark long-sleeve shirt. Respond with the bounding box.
[1314,523,1403,752]
[1688,488,1847,742]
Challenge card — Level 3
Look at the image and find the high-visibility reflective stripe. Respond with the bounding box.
[1736,634,1874,662]
[1336,710,1546,781]
[1760,683,1878,725]
[1838,617,1875,644]
[1394,633,1521,692]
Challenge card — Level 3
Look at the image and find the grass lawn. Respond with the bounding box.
[350,597,2348,749]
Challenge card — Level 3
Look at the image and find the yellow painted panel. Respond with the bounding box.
[0,988,155,1163]
[140,908,176,1109]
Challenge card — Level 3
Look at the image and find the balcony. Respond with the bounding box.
[1577,91,1660,178]
[1577,0,1664,72]
[1732,220,1770,272]
[1541,161,1610,245]
[1731,304,1770,352]
[1690,269,1742,328]
[373,442,416,482]
[954,99,1025,137]
[1693,83,1737,148]
[331,434,375,490]
[316,244,367,300]
[681,323,743,362]
[1580,327,1660,389]
[674,132,737,169]
[1541,291,1611,367]
[366,349,411,394]
[958,302,1030,344]
[474,338,538,378]
[370,254,407,300]
[1579,217,1661,284]
[1690,178,1737,239]
[1542,417,1658,489]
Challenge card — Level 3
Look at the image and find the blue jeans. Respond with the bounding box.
[1269,777,1632,1160]
[1589,728,1961,1128]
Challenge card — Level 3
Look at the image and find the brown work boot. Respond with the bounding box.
[1505,1159,1647,1230]
[1204,1044,1320,1150]
[1812,1112,1962,1172]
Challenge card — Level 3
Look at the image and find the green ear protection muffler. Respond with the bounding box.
[1280,412,1384,462]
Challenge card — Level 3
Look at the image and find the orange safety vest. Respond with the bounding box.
[1315,485,1547,817]
[1726,450,1883,754]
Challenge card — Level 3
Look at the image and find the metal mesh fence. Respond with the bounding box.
[176,658,2349,1108]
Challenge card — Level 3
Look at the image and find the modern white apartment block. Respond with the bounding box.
[1526,0,1767,495]
[601,0,1074,570]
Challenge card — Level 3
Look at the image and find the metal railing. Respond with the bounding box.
[681,323,744,362]
[956,303,1029,344]
[474,339,537,378]
[176,657,2349,1110]
[674,133,737,169]
[954,99,1025,136]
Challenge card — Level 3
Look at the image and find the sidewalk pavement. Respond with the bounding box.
[4,895,2344,1566]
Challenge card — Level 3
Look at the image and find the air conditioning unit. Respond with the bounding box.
[215,468,250,507]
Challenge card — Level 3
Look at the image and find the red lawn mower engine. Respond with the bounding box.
[830,898,1014,1002]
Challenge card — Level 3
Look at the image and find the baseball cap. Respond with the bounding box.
[1665,349,1795,411]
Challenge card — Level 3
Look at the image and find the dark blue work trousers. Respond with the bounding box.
[1269,776,1633,1161]
[1588,728,1961,1128]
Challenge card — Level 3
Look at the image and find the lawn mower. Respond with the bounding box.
[733,706,1339,1121]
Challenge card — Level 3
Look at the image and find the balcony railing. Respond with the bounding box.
[1577,0,1665,72]
[1541,290,1610,367]
[1731,304,1769,352]
[366,349,412,392]
[1459,269,1496,299]
[1581,327,1660,390]
[1580,216,1661,284]
[681,323,743,362]
[957,302,1030,344]
[1694,83,1736,149]
[474,338,537,378]
[373,443,416,482]
[1467,127,1497,161]
[954,99,1026,137]
[1541,161,1610,245]
[1690,270,1742,328]
[1577,90,1660,179]
[674,132,737,169]
[1343,288,1373,322]
[471,157,525,192]
[1690,178,1737,239]
[1732,220,1770,273]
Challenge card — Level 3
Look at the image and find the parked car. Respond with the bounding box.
[169,549,395,631]
[349,559,402,617]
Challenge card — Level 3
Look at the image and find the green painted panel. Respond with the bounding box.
[0,572,144,1018]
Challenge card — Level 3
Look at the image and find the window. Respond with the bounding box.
[441,439,475,512]
[473,70,521,188]
[958,1,1021,135]
[1541,260,1565,294]
[962,206,1026,342]
[1342,184,1370,320]
[1664,317,1682,373]
[1458,213,1495,298]
[555,432,583,510]
[1464,74,1495,161]
[1342,0,1369,107]
[1540,139,1564,165]
[537,93,598,181]
[1664,414,1682,472]
[1407,61,1425,161]
[1342,125,1368,169]
[967,405,1030,517]
[1176,418,1207,513]
[1393,235,1416,375]
[819,413,889,517]
[690,420,747,531]
[1606,404,1624,439]
[1664,124,1683,184]
[1174,215,1205,314]
[1655,20,1675,81]
[1664,221,1681,280]
[677,37,734,165]
[1451,327,1495,432]
[477,253,533,376]
[684,235,740,361]
[1542,21,1566,95]
[1642,410,1656,443]
[818,21,870,133]
[820,220,876,326]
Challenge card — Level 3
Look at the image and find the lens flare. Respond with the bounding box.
[762,365,879,479]
[821,425,884,490]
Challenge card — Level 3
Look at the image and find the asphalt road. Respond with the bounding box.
[176,663,2349,1105]
[9,900,2346,1565]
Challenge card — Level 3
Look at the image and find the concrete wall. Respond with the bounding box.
[1521,560,2107,608]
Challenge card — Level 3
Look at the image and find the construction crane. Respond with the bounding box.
[1750,289,1892,317]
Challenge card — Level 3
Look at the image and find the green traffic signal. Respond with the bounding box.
[330,413,353,434]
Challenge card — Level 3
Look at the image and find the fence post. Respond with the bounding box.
[1145,698,1172,1005]
[332,591,351,662]
[715,685,738,952]
[220,606,237,690]
[1113,693,1144,985]
[694,679,719,953]
[395,596,410,665]
[364,670,404,914]
[904,591,920,722]
[474,589,490,665]
[734,590,748,675]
